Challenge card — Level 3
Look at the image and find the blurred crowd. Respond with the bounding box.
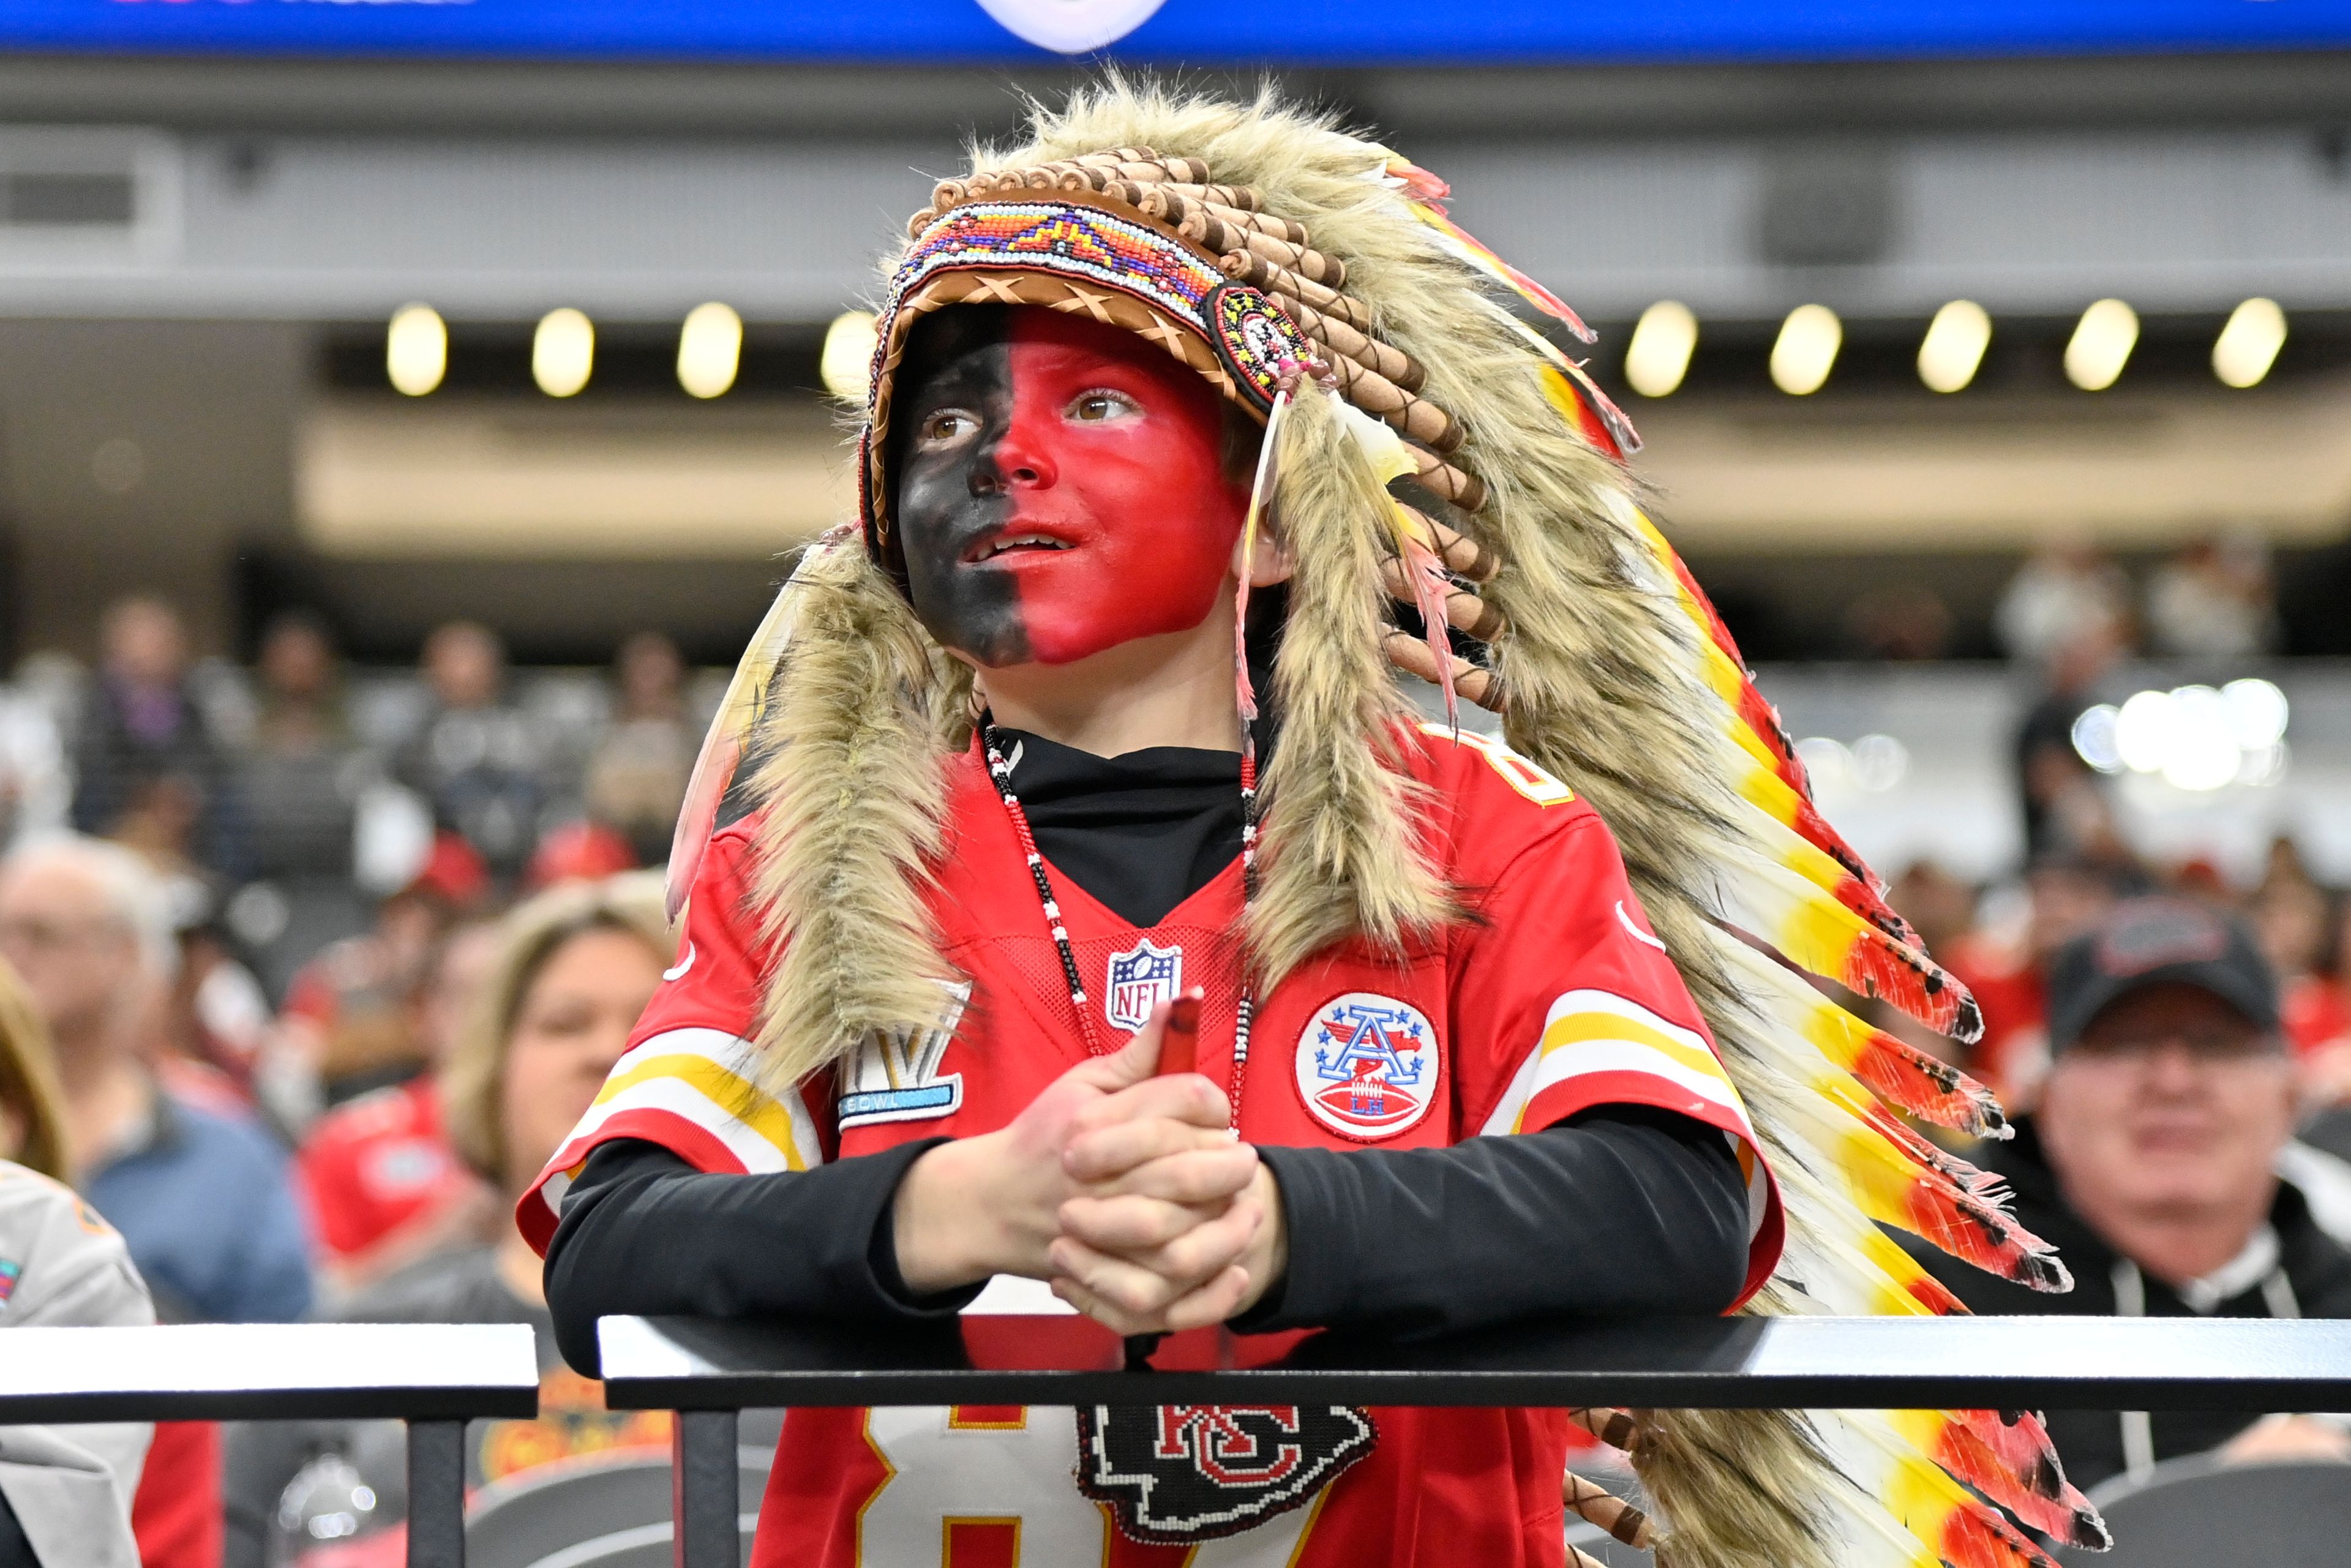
[1839,528,2280,664]
[0,596,718,1567]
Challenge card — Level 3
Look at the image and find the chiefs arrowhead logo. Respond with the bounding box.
[1075,1403,1376,1544]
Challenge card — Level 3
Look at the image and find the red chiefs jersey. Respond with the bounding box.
[521,724,1782,1568]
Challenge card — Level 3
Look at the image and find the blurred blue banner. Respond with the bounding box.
[6,0,2351,64]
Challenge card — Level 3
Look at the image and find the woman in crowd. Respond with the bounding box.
[224,874,675,1567]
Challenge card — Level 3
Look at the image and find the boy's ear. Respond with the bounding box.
[1234,525,1297,587]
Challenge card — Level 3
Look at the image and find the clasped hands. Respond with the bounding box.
[892,995,1285,1335]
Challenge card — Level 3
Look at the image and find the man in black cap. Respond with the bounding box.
[1916,896,2351,1491]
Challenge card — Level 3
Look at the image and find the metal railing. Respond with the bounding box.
[0,1321,539,1568]
[597,1311,2351,1568]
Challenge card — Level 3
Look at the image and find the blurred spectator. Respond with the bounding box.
[523,820,637,892]
[0,676,68,854]
[296,918,502,1299]
[1888,861,1979,958]
[1993,535,2130,665]
[0,958,156,1568]
[153,888,276,1125]
[583,631,697,868]
[2011,622,2124,861]
[2145,532,2280,660]
[225,874,676,1568]
[1915,899,2351,1491]
[1941,853,2135,1109]
[239,615,364,887]
[69,598,246,877]
[0,836,310,1324]
[1842,584,1954,662]
[274,835,490,1109]
[389,623,551,883]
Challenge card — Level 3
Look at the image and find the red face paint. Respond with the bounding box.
[891,308,1250,667]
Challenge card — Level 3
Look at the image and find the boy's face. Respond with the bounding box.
[890,307,1251,668]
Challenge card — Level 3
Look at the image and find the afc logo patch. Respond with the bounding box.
[1104,938,1183,1033]
[1294,992,1439,1140]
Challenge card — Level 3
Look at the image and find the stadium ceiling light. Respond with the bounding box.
[1916,300,1991,394]
[1623,301,1698,398]
[385,303,446,397]
[2064,298,2137,391]
[677,302,744,399]
[2212,297,2286,389]
[1769,303,1840,396]
[533,307,594,398]
[820,310,880,404]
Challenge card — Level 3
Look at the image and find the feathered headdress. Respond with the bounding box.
[673,79,2105,1568]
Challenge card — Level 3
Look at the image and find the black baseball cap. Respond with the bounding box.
[2045,898,2281,1052]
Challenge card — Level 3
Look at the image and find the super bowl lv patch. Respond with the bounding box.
[1075,1403,1376,1544]
[1293,992,1439,1140]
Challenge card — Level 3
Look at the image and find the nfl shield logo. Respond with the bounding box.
[1104,939,1183,1033]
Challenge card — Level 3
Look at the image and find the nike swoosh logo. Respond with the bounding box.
[1616,901,1667,952]
[662,942,696,982]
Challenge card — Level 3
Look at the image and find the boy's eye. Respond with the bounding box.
[1070,391,1137,422]
[920,410,977,444]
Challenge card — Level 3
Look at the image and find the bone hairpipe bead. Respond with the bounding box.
[1382,633,1505,712]
[1272,294,1423,392]
[1565,1408,1643,1451]
[1188,182,1261,212]
[1203,202,1306,244]
[1409,446,1488,514]
[1395,503,1499,582]
[1242,229,1344,287]
[931,178,972,209]
[1561,1474,1655,1550]
[1376,560,1506,642]
[1217,250,1371,332]
[1328,355,1464,454]
[906,208,939,239]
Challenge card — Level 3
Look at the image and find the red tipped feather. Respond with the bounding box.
[1850,1029,2009,1138]
[1900,1173,2071,1293]
[1944,1413,2109,1550]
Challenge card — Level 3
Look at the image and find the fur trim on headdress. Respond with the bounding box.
[743,536,956,1095]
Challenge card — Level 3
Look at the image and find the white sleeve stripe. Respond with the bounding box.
[604,1026,827,1172]
[1541,988,1713,1054]
[1532,1037,1743,1107]
[614,1025,766,1081]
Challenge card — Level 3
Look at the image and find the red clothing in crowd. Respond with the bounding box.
[296,1078,478,1265]
[133,1420,223,1568]
[1940,938,2047,1106]
[2285,975,2350,1057]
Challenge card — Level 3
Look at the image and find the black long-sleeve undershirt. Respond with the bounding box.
[544,1105,1745,1376]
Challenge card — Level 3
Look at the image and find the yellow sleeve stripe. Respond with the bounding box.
[592,1053,809,1171]
[1540,1010,1734,1089]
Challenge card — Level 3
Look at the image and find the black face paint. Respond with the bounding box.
[890,309,1029,666]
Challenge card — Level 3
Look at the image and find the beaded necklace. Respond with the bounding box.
[979,715,1259,1114]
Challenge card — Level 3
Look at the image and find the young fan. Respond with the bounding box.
[526,83,2095,1568]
